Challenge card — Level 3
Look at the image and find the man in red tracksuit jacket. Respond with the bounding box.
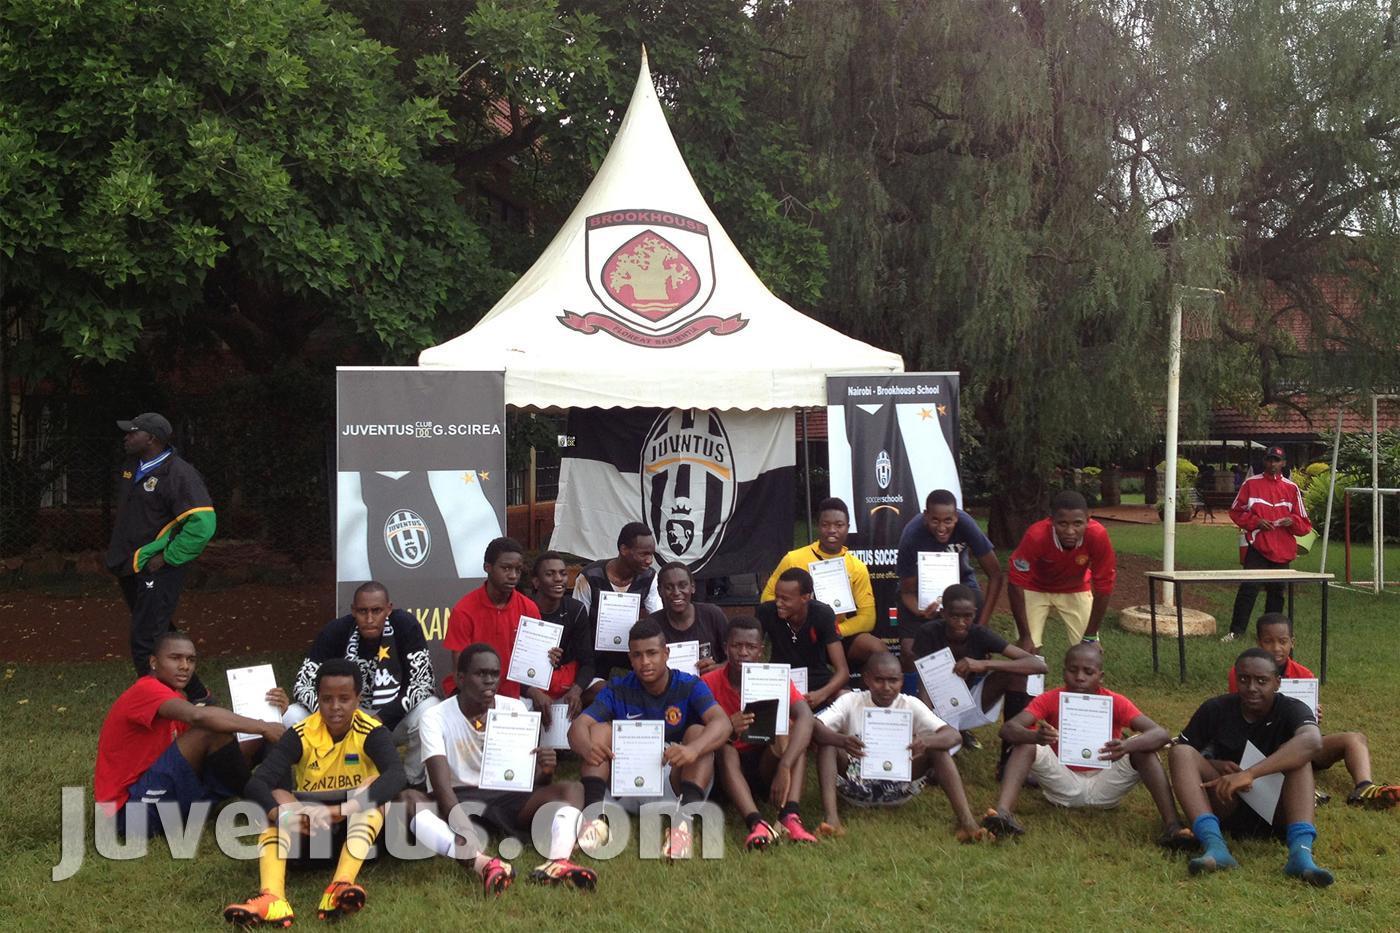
[1224,445,1312,640]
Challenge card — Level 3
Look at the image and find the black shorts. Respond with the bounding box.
[1220,803,1285,841]
[718,745,772,802]
[453,785,533,836]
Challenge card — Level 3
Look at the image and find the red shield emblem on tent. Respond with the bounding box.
[560,209,746,347]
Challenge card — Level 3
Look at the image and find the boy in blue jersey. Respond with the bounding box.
[568,619,731,860]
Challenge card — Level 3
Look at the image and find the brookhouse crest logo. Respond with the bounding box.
[642,409,736,571]
[559,210,747,347]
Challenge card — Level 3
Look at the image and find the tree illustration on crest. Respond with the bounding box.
[608,233,694,306]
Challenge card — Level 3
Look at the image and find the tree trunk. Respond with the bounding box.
[987,467,1047,550]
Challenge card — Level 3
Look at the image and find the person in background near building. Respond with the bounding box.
[106,412,217,702]
[1223,445,1311,642]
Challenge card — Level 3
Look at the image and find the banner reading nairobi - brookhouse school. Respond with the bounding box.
[552,408,795,578]
[335,368,506,653]
[826,374,961,638]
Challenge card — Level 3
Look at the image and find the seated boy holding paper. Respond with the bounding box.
[1169,648,1333,886]
[902,583,1045,761]
[1227,612,1398,809]
[811,652,988,841]
[567,619,732,861]
[647,561,729,674]
[224,659,407,926]
[700,616,818,849]
[757,568,850,712]
[983,642,1188,848]
[405,644,596,894]
[96,632,287,841]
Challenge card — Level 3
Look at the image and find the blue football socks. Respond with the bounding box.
[1187,814,1238,875]
[1283,822,1334,887]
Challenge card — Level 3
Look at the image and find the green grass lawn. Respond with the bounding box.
[5,523,1400,930]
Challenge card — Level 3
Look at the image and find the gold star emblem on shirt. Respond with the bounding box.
[919,408,933,420]
[377,645,390,661]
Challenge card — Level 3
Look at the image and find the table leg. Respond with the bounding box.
[1320,580,1329,684]
[1287,583,1295,623]
[1176,590,1187,684]
[1149,579,1159,674]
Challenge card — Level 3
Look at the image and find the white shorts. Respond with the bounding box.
[955,678,1005,731]
[1030,744,1140,808]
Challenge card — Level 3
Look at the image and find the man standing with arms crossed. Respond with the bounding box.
[1222,445,1311,642]
[106,412,216,701]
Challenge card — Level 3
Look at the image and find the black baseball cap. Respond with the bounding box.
[1264,445,1286,460]
[117,412,172,442]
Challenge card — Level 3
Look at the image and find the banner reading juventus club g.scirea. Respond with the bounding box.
[826,373,961,637]
[335,368,506,651]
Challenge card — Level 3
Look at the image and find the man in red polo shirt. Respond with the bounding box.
[443,537,541,700]
[1223,445,1311,641]
[1007,490,1117,653]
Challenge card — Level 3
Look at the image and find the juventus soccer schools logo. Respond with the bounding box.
[559,210,747,347]
[383,509,431,569]
[641,409,737,570]
[876,450,892,490]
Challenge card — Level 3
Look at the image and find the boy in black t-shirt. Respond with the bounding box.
[1169,649,1333,886]
[646,562,729,674]
[755,568,849,711]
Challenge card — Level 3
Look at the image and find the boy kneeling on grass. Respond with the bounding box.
[1228,612,1399,809]
[1170,648,1333,887]
[982,642,1191,849]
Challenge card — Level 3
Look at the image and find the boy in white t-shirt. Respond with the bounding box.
[404,643,597,894]
[811,652,990,841]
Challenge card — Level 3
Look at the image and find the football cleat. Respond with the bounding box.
[223,890,294,928]
[743,819,778,851]
[1347,782,1400,809]
[662,821,693,861]
[316,881,365,921]
[778,813,818,844]
[528,858,598,891]
[480,856,515,896]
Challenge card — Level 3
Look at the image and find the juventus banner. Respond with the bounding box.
[335,368,506,650]
[826,374,961,635]
[552,408,795,578]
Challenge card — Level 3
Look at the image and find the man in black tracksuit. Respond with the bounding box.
[105,412,217,700]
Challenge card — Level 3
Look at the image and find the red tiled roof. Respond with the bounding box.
[1211,399,1400,438]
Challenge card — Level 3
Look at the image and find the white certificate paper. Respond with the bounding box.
[227,664,281,742]
[594,590,642,652]
[808,556,856,615]
[611,720,665,797]
[507,616,563,690]
[1279,678,1319,717]
[666,640,700,677]
[860,706,914,782]
[1057,691,1114,770]
[479,709,541,792]
[914,649,975,729]
[917,551,962,611]
[1239,740,1283,824]
[790,667,809,696]
[1026,673,1046,697]
[741,663,792,736]
[539,704,572,750]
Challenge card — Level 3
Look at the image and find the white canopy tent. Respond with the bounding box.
[418,52,903,406]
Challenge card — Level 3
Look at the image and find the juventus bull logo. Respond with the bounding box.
[383,509,431,569]
[559,210,747,347]
[641,409,736,571]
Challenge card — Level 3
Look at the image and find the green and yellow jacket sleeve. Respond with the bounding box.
[134,507,217,569]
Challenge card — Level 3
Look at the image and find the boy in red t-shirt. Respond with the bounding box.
[982,642,1190,847]
[1007,491,1117,652]
[701,617,817,849]
[442,537,540,699]
[1228,613,1398,809]
[94,632,286,837]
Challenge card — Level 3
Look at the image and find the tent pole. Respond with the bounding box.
[802,408,813,543]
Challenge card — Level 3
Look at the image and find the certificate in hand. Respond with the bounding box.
[594,591,642,652]
[227,664,281,742]
[1026,673,1046,697]
[610,720,665,797]
[914,648,974,729]
[1238,739,1284,824]
[790,667,809,696]
[479,709,541,792]
[540,704,572,750]
[859,706,913,782]
[1279,678,1319,717]
[1056,691,1114,771]
[917,551,961,611]
[741,663,792,739]
[808,556,856,614]
[507,616,564,690]
[666,640,701,677]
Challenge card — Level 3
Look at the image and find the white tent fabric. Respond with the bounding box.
[418,53,903,410]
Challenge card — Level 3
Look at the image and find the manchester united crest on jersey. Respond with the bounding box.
[642,409,736,570]
[383,509,431,569]
[559,210,746,347]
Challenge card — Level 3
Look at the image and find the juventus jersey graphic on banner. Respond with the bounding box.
[844,402,919,546]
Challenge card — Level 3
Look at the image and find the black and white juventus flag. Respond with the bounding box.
[552,408,794,578]
[826,374,961,635]
[336,368,506,648]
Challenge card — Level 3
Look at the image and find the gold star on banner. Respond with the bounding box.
[919,408,933,420]
[937,404,948,416]
[377,645,390,661]
[463,472,475,484]
[479,471,490,481]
